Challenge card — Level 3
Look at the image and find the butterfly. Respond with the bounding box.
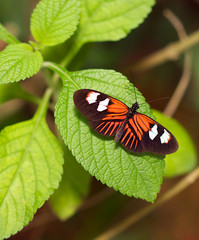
[73,89,179,155]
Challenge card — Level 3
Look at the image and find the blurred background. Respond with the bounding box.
[0,0,199,239]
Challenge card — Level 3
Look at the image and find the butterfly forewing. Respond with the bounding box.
[73,89,128,136]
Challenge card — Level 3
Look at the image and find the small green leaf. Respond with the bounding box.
[0,82,41,106]
[0,102,64,239]
[153,110,197,177]
[0,83,21,104]
[53,67,165,202]
[78,0,155,44]
[0,43,43,84]
[50,147,90,220]
[0,23,20,44]
[30,0,80,46]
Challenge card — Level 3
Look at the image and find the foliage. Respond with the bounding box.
[153,110,197,177]
[0,0,196,238]
[0,90,63,238]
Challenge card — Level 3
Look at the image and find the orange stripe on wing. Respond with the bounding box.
[102,114,126,121]
[99,122,109,132]
[96,122,105,129]
[134,117,143,139]
[128,118,142,140]
[130,135,135,149]
[137,114,155,128]
[104,121,114,135]
[134,139,138,149]
[109,97,128,110]
[135,114,150,132]
[106,97,128,115]
[121,127,131,143]
[125,132,134,146]
[110,121,123,135]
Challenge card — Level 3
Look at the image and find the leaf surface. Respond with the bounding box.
[0,43,43,84]
[0,103,64,239]
[0,23,20,44]
[53,67,165,202]
[78,0,155,43]
[30,0,80,46]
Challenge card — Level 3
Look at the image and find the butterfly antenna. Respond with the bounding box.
[139,96,171,106]
[129,70,138,103]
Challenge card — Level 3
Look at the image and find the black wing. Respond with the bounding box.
[73,89,128,136]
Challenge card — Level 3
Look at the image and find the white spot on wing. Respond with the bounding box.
[160,129,170,144]
[86,92,100,104]
[97,98,110,112]
[149,124,158,140]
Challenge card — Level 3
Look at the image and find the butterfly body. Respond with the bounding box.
[73,89,178,155]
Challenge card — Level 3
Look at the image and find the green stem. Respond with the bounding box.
[34,87,53,120]
[13,86,55,112]
[42,61,80,89]
[61,39,83,68]
[42,34,83,106]
[15,89,42,106]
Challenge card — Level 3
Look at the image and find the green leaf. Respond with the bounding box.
[153,110,197,178]
[0,43,43,84]
[30,0,80,46]
[78,0,155,44]
[0,83,21,104]
[53,67,165,202]
[0,82,41,107]
[50,147,90,220]
[0,98,64,239]
[0,23,20,44]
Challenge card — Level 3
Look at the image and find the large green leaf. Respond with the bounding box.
[50,65,164,202]
[0,23,20,44]
[0,43,43,84]
[78,0,155,44]
[30,0,80,46]
[153,110,197,177]
[0,98,64,239]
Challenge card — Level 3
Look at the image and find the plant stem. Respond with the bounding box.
[34,87,53,119]
[163,10,192,117]
[42,34,83,106]
[131,29,199,73]
[95,167,199,240]
[16,86,55,112]
[42,61,80,89]
[16,88,41,105]
[61,37,83,68]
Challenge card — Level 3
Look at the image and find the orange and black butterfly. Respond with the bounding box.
[73,89,178,155]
